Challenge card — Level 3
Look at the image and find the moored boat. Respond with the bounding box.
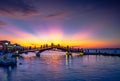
[0,58,17,66]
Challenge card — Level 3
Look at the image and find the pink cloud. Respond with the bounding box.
[0,20,7,25]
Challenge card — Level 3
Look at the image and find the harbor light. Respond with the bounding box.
[5,42,9,45]
[14,44,16,47]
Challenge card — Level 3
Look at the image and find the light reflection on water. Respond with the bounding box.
[0,50,120,81]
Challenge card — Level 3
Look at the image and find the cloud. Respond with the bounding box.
[43,11,71,20]
[0,0,39,18]
[0,20,7,29]
[0,20,7,25]
[46,12,65,18]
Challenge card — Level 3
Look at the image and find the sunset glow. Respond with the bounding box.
[0,0,120,48]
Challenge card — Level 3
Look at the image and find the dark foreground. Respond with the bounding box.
[0,50,120,81]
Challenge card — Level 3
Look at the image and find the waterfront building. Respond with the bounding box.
[0,41,7,50]
[0,40,23,51]
[0,40,10,46]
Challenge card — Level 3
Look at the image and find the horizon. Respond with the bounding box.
[0,0,120,48]
[1,39,120,49]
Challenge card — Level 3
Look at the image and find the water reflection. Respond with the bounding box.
[0,66,16,81]
[39,51,65,72]
[66,55,73,67]
[0,51,120,81]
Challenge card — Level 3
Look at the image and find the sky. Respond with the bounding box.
[0,0,120,48]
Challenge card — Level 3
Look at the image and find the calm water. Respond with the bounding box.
[0,50,120,81]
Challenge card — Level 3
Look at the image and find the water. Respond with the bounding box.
[0,50,120,81]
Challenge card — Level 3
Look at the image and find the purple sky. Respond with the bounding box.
[0,0,120,48]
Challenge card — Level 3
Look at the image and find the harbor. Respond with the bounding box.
[0,0,120,81]
[0,40,120,66]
